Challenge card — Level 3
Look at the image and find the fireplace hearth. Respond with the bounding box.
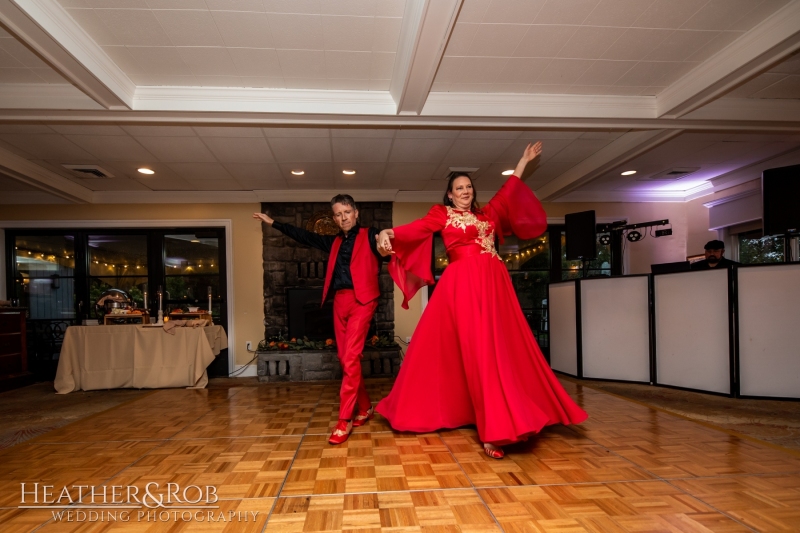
[259,201,394,382]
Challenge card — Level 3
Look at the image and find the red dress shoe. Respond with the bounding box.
[352,407,374,427]
[329,419,353,445]
[484,444,504,459]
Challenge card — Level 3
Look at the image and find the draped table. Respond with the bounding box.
[54,324,227,394]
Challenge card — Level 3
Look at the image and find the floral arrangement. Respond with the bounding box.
[258,334,398,351]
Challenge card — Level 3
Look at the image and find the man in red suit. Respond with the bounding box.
[253,195,386,444]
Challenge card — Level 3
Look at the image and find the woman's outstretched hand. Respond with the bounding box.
[376,229,395,255]
[513,141,543,177]
[252,212,275,225]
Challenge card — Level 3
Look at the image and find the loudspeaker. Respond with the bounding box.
[763,164,800,236]
[565,210,597,260]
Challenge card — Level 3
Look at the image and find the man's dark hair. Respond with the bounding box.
[331,194,357,210]
[704,240,725,250]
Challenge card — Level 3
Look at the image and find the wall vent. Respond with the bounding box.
[62,164,115,179]
[637,167,700,181]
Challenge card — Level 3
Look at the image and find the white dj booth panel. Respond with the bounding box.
[580,276,650,382]
[548,281,578,376]
[738,264,800,399]
[654,269,731,395]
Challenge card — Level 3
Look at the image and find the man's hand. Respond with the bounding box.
[252,212,275,225]
[376,229,395,255]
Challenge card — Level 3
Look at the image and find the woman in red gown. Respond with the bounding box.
[375,142,587,459]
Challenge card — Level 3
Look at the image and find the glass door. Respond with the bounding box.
[6,227,230,380]
[87,233,149,320]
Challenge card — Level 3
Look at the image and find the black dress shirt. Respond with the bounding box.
[271,222,386,293]
[690,257,739,270]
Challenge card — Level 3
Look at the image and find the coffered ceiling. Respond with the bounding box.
[0,0,798,205]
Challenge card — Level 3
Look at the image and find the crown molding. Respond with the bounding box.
[422,92,656,119]
[7,0,135,109]
[0,105,799,132]
[134,86,398,115]
[657,0,800,118]
[703,188,761,208]
[558,182,714,203]
[0,83,102,109]
[708,145,800,191]
[391,0,462,115]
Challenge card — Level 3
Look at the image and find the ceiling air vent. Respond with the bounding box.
[637,167,700,181]
[62,164,115,179]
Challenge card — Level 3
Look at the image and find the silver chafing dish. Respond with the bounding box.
[95,288,133,324]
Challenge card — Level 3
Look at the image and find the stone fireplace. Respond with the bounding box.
[257,201,399,382]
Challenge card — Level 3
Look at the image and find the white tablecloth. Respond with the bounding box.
[54,325,228,394]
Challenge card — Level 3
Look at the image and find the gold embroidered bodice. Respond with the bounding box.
[444,207,500,260]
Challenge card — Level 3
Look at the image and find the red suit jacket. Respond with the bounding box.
[322,227,381,305]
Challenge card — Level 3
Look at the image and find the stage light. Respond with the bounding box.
[626,230,643,242]
[599,234,611,245]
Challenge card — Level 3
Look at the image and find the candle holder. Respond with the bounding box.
[207,286,213,314]
[156,287,164,325]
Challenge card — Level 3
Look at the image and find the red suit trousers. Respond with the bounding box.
[333,290,377,420]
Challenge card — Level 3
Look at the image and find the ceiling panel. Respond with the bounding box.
[434,0,788,96]
[59,0,405,90]
[389,138,454,163]
[331,137,393,162]
[168,162,235,180]
[268,137,332,162]
[202,137,274,163]
[133,136,218,163]
[65,135,156,161]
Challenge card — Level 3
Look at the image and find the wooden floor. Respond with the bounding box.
[1,378,800,532]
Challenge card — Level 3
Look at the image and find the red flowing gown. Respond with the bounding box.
[376,176,587,445]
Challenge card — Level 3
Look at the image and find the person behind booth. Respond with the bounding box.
[253,195,387,445]
[691,240,739,270]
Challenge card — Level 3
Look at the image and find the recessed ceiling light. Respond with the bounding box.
[291,170,304,176]
[501,169,514,175]
[137,168,155,175]
[621,170,637,176]
[342,169,356,175]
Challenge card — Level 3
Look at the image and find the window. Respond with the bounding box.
[430,225,621,354]
[12,235,76,320]
[738,230,785,264]
[88,234,148,318]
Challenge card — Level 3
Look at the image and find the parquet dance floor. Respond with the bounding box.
[1,378,799,532]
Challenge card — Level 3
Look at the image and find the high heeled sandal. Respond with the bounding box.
[484,444,504,459]
[352,407,374,427]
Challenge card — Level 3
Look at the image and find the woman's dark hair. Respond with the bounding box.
[442,173,480,212]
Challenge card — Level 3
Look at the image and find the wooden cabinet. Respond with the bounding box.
[0,308,30,390]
